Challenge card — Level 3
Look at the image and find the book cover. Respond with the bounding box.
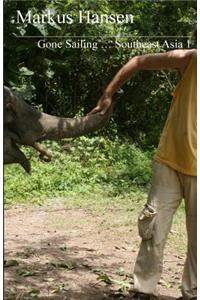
[4,1,197,299]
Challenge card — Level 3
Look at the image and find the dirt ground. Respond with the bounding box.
[4,201,186,300]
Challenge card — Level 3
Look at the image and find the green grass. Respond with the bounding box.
[4,137,152,206]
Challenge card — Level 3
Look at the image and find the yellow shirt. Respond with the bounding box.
[154,51,197,176]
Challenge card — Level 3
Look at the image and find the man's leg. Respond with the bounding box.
[133,161,182,296]
[180,174,197,299]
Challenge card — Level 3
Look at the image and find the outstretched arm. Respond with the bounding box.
[90,49,195,115]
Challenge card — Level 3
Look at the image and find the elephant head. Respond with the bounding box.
[4,86,122,173]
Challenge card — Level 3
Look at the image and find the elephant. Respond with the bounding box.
[4,86,123,173]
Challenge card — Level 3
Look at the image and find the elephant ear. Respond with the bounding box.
[4,86,16,125]
[4,129,31,173]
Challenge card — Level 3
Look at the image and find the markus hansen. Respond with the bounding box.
[15,9,135,25]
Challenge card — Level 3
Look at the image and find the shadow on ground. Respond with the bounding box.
[4,205,184,300]
[4,234,180,300]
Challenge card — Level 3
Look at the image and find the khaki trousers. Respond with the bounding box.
[133,161,197,299]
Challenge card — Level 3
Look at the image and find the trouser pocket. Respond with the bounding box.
[138,204,157,240]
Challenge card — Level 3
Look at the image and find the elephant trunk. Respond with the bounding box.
[37,90,124,142]
[38,107,113,142]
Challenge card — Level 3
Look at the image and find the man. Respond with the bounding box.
[90,48,197,300]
